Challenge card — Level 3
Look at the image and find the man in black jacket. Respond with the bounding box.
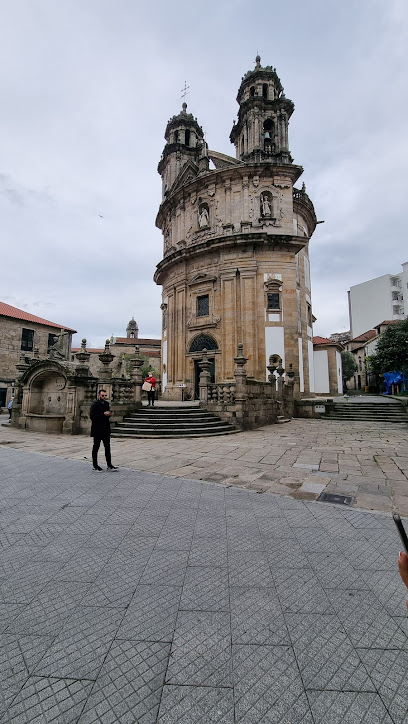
[90,390,118,471]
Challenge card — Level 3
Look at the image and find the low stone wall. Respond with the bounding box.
[295,398,334,419]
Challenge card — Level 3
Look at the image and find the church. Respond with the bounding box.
[154,57,318,400]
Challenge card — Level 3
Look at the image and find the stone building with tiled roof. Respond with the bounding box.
[71,318,161,379]
[0,302,76,408]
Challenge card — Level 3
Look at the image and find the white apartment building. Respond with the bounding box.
[348,262,408,338]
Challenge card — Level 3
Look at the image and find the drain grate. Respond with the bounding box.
[317,492,355,506]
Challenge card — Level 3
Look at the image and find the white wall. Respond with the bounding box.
[308,340,315,393]
[314,349,329,393]
[349,269,407,338]
[402,262,408,316]
[298,337,304,392]
[336,350,342,393]
[265,326,285,380]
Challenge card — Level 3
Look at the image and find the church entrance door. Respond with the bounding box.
[194,359,215,399]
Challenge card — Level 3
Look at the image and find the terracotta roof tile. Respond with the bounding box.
[0,301,76,332]
[71,348,105,354]
[351,329,377,343]
[114,337,161,345]
[376,320,402,327]
[313,336,333,345]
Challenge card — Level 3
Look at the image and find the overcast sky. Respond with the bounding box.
[1,0,407,348]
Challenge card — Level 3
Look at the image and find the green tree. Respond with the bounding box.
[341,350,358,384]
[369,318,408,374]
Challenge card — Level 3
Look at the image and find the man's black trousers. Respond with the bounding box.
[92,434,112,467]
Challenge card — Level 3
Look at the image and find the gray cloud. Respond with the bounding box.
[1,0,407,347]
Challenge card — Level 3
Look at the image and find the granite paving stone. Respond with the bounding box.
[77,640,170,724]
[166,610,232,686]
[157,685,234,723]
[0,676,94,724]
[306,691,394,723]
[117,584,182,642]
[2,440,408,722]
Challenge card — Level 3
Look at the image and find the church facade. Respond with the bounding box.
[154,57,317,400]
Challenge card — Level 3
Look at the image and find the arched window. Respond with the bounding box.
[189,335,218,353]
[262,83,268,100]
[263,119,274,154]
[185,129,190,146]
[250,86,255,97]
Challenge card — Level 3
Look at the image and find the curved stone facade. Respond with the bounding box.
[154,59,317,399]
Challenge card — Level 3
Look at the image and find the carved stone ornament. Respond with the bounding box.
[253,175,260,187]
[190,193,197,205]
[54,376,66,390]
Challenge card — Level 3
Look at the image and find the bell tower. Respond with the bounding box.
[230,55,293,165]
[158,102,205,201]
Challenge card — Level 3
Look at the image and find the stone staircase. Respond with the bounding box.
[111,406,239,438]
[326,399,407,424]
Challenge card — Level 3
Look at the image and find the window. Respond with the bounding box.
[47,333,58,352]
[163,308,167,329]
[21,328,34,351]
[307,303,313,327]
[185,129,190,146]
[197,294,209,317]
[189,334,218,353]
[267,293,280,311]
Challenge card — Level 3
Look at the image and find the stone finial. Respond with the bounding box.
[255,54,261,68]
[301,182,306,193]
[234,343,248,370]
[81,338,87,351]
[182,102,187,113]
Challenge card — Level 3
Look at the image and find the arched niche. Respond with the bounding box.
[27,368,68,415]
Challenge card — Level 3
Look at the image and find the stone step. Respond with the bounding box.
[116,420,231,430]
[112,406,238,438]
[111,429,239,439]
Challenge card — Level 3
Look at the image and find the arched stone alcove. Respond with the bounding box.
[28,369,67,415]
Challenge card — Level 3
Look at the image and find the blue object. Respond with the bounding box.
[383,371,405,394]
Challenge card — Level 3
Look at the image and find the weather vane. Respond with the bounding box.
[181,80,190,100]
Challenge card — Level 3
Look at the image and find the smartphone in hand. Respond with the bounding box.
[393,514,408,555]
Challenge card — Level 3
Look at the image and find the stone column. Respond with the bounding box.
[131,345,144,408]
[199,349,211,404]
[267,355,278,389]
[97,340,114,400]
[283,364,295,419]
[276,364,285,399]
[74,339,91,375]
[11,354,29,428]
[233,343,248,402]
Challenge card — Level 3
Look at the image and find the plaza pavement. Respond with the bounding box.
[1,415,408,723]
[1,409,408,514]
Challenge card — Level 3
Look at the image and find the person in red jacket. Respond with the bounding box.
[144,374,157,407]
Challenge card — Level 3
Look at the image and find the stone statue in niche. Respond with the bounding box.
[260,192,273,218]
[48,330,70,360]
[198,203,210,228]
